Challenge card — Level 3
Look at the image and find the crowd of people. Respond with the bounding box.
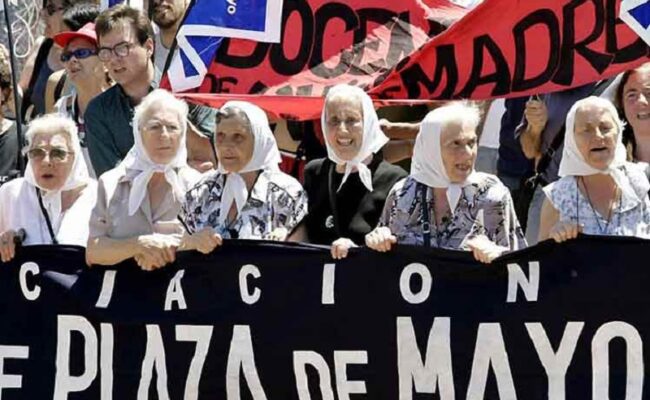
[1,1,650,268]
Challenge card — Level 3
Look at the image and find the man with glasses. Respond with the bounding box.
[84,4,158,176]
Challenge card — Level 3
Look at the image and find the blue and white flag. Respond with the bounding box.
[167,0,284,92]
[620,0,650,45]
[100,0,144,10]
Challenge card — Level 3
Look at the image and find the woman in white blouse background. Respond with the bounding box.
[0,114,96,262]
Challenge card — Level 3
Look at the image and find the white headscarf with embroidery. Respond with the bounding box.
[410,103,481,211]
[120,89,189,216]
[321,84,389,192]
[24,114,91,232]
[216,101,282,225]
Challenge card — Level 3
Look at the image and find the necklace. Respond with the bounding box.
[579,177,619,235]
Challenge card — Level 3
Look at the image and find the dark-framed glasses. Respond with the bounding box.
[27,147,71,163]
[60,48,97,63]
[97,41,135,61]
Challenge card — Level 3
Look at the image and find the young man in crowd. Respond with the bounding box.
[84,4,157,176]
[151,0,189,73]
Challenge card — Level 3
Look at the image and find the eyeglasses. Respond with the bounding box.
[97,41,136,62]
[60,48,97,63]
[45,3,64,16]
[142,121,182,135]
[27,147,71,163]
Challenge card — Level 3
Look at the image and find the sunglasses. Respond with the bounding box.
[27,147,71,163]
[45,3,64,16]
[60,48,97,63]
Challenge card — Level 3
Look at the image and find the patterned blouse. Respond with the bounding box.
[543,163,650,238]
[181,169,308,239]
[378,173,526,250]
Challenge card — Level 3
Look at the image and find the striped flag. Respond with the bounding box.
[167,0,284,92]
[100,0,144,10]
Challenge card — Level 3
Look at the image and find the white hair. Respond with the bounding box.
[432,101,481,133]
[570,96,625,134]
[24,113,80,151]
[133,89,189,135]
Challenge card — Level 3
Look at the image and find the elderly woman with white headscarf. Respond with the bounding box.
[0,114,96,262]
[365,102,526,263]
[303,84,407,259]
[538,96,650,242]
[86,89,212,271]
[181,101,307,241]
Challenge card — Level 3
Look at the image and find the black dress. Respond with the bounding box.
[303,153,407,245]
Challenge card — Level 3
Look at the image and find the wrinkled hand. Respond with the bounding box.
[549,222,583,243]
[466,235,506,264]
[135,234,182,271]
[265,227,288,241]
[331,237,357,260]
[365,227,397,252]
[524,99,548,134]
[0,230,16,263]
[182,228,222,254]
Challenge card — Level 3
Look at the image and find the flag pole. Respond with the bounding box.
[2,0,25,175]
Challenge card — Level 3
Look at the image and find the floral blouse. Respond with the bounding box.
[181,169,308,239]
[378,173,526,251]
[543,163,650,238]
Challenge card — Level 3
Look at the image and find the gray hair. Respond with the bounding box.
[24,114,80,151]
[434,101,481,133]
[572,96,625,134]
[133,89,189,135]
[216,105,251,131]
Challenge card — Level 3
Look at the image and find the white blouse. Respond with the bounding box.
[0,177,97,246]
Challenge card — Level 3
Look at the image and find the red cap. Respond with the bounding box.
[53,22,97,48]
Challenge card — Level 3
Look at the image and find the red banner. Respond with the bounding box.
[370,0,650,100]
[164,0,462,119]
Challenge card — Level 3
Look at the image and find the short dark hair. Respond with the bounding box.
[95,4,154,45]
[63,2,100,31]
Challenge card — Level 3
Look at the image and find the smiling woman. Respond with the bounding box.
[538,96,650,243]
[0,114,96,262]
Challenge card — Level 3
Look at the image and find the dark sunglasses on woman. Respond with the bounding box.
[60,48,97,63]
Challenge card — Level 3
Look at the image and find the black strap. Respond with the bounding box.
[419,183,431,247]
[21,39,53,120]
[35,188,58,245]
[53,73,67,102]
[326,163,342,237]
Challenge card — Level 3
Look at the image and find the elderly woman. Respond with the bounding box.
[52,22,112,178]
[538,96,650,242]
[365,102,526,263]
[182,101,307,241]
[0,114,95,262]
[303,84,407,259]
[86,90,216,271]
[616,62,650,162]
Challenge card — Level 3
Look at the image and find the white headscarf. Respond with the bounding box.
[121,90,189,216]
[321,84,389,192]
[558,96,641,198]
[216,101,282,225]
[24,115,91,232]
[410,104,481,212]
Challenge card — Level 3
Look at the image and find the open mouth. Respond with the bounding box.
[41,173,55,180]
[455,163,471,172]
[336,137,353,147]
[590,147,608,153]
[637,112,650,121]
